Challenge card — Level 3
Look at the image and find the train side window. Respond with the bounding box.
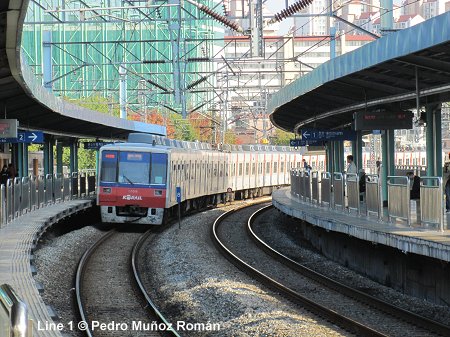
[100,151,118,182]
[220,164,223,177]
[225,163,229,176]
[297,162,301,168]
[245,163,249,175]
[280,162,284,173]
[274,162,278,173]
[239,163,243,176]
[421,158,425,165]
[151,153,167,184]
[406,159,410,165]
[252,163,255,175]
[266,162,270,174]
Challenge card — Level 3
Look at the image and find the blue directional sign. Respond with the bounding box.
[299,129,356,141]
[290,139,321,147]
[176,186,182,203]
[0,131,44,144]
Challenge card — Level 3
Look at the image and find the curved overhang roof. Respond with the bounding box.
[268,12,450,133]
[2,0,166,139]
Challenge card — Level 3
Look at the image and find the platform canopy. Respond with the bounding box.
[1,0,166,139]
[268,12,450,133]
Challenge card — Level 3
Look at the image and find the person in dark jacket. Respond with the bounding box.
[0,165,8,185]
[406,172,420,199]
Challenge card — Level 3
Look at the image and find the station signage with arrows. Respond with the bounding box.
[299,129,356,141]
[0,131,44,144]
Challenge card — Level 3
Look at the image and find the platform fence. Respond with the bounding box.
[346,173,360,215]
[311,171,319,204]
[321,172,331,207]
[0,172,96,227]
[333,172,345,210]
[365,174,383,220]
[387,176,411,226]
[420,177,444,231]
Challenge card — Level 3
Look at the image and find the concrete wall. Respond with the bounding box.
[297,219,450,306]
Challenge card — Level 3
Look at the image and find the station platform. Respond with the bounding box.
[272,188,450,262]
[0,198,94,337]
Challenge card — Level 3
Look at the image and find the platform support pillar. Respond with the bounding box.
[56,142,63,175]
[333,141,344,172]
[352,131,363,172]
[326,142,333,173]
[22,144,28,177]
[69,141,78,174]
[381,129,395,202]
[426,103,442,177]
[43,138,54,176]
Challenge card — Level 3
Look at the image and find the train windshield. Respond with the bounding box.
[118,152,151,185]
[100,150,167,185]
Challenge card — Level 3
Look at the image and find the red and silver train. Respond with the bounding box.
[97,133,325,225]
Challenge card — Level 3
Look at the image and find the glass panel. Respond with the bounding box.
[151,153,167,184]
[100,151,117,182]
[118,152,150,185]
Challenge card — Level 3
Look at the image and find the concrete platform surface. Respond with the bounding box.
[0,199,94,337]
[272,188,450,262]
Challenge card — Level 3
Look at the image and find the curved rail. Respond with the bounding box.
[248,205,450,337]
[75,230,115,337]
[131,229,181,337]
[75,229,180,337]
[211,205,385,337]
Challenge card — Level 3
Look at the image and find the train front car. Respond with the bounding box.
[97,144,168,225]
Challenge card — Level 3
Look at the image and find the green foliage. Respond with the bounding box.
[63,95,120,117]
[271,129,295,146]
[169,113,199,141]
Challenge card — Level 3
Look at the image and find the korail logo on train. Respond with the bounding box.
[122,195,143,201]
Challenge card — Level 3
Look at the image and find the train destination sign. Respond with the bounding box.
[354,111,413,130]
[298,129,357,141]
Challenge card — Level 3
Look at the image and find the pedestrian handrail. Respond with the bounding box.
[387,176,411,226]
[321,172,331,207]
[420,177,444,231]
[0,172,96,227]
[0,284,33,337]
[311,171,319,204]
[346,173,360,215]
[365,174,383,220]
[333,172,345,210]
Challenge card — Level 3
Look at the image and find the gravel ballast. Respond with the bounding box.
[141,199,349,337]
[34,225,106,337]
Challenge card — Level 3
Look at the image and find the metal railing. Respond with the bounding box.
[311,171,319,204]
[346,173,360,215]
[321,172,331,207]
[0,284,33,337]
[420,177,444,231]
[366,174,383,220]
[0,172,96,227]
[333,172,345,210]
[387,176,411,226]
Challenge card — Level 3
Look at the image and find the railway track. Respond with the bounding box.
[75,228,180,337]
[212,203,450,337]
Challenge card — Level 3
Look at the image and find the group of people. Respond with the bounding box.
[0,164,16,185]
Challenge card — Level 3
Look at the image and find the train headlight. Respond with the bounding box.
[103,187,112,193]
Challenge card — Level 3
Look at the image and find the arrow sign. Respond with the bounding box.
[0,131,44,144]
[290,139,322,147]
[299,129,356,141]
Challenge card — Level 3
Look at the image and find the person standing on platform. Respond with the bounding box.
[406,172,420,200]
[445,177,450,213]
[0,165,8,185]
[346,155,357,174]
[7,163,16,180]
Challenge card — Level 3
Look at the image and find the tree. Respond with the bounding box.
[271,129,295,146]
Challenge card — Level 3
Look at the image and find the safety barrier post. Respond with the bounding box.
[53,173,62,202]
[29,176,37,211]
[365,174,383,221]
[420,177,444,231]
[304,172,312,203]
[346,173,360,215]
[45,174,53,205]
[333,172,345,210]
[71,172,79,199]
[87,173,96,195]
[0,284,33,337]
[13,178,22,218]
[0,185,5,226]
[6,179,13,222]
[387,176,411,226]
[311,171,319,204]
[20,177,31,215]
[63,174,71,201]
[37,175,45,208]
[321,172,331,207]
